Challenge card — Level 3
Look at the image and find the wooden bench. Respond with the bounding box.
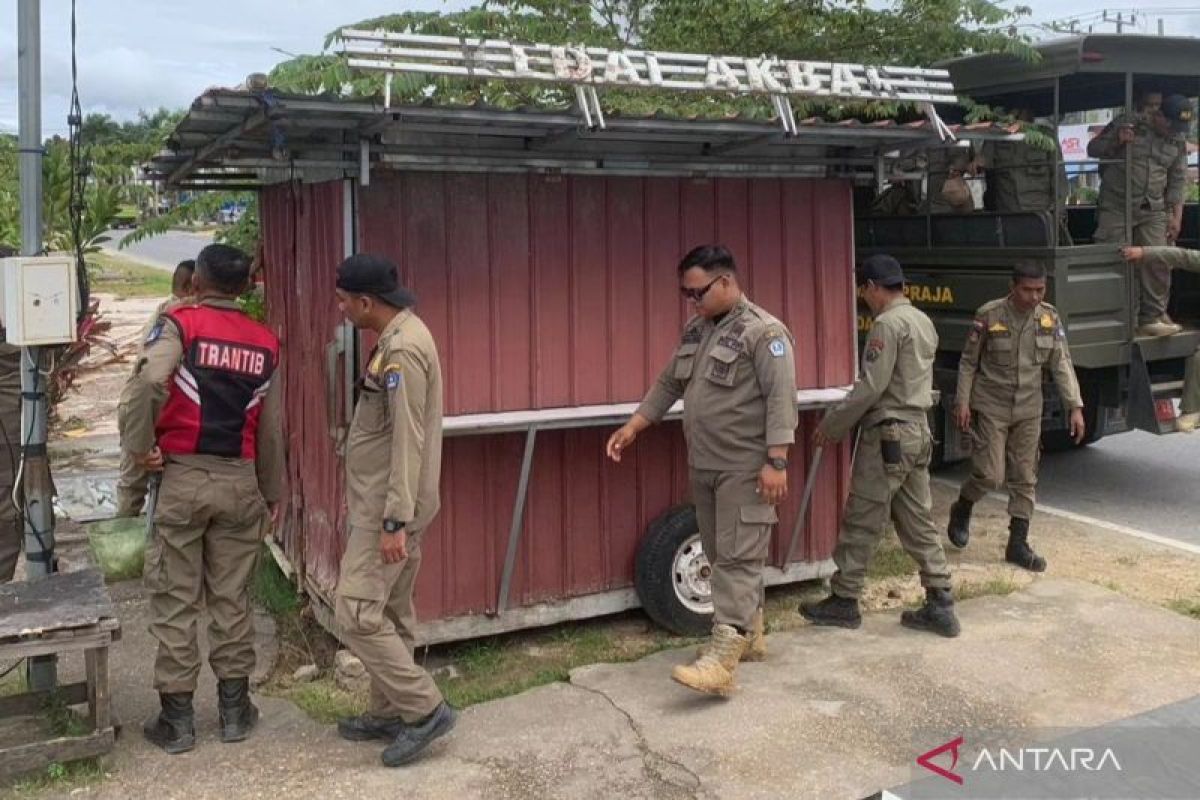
[0,569,121,777]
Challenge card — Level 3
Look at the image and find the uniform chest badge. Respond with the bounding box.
[1039,313,1054,330]
[988,322,1008,333]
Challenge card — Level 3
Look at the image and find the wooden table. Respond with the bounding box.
[0,569,121,777]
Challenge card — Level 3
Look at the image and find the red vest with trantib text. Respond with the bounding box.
[155,304,279,460]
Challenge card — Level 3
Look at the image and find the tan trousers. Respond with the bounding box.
[689,469,776,631]
[335,526,443,723]
[830,421,951,599]
[1094,207,1170,325]
[958,412,1041,520]
[145,459,265,693]
[116,449,151,518]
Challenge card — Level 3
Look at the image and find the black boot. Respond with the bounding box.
[800,593,862,629]
[381,702,458,767]
[947,498,973,548]
[218,677,260,744]
[1005,517,1046,572]
[338,713,408,742]
[142,692,196,754]
[901,587,961,638]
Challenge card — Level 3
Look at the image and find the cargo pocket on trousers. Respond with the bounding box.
[143,533,166,593]
[733,504,777,562]
[880,423,905,476]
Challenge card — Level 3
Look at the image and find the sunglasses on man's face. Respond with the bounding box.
[679,275,723,302]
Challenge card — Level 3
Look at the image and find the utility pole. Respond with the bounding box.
[17,0,58,691]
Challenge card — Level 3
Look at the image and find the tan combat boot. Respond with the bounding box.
[1177,412,1199,433]
[695,608,767,662]
[672,624,748,697]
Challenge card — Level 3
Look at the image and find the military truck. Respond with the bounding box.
[854,35,1200,465]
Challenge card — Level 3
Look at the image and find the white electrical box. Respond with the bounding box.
[1,256,79,346]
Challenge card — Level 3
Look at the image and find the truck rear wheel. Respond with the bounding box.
[634,505,714,637]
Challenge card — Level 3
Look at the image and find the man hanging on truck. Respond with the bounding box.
[1088,92,1192,337]
[606,244,798,697]
[1122,245,1200,433]
[946,261,1085,572]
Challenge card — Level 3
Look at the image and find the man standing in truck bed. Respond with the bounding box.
[1089,92,1192,337]
[947,261,1085,571]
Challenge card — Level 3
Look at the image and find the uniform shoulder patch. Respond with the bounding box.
[864,337,885,362]
[768,338,787,358]
[384,365,403,391]
[145,321,164,346]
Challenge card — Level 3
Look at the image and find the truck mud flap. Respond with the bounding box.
[1125,342,1181,435]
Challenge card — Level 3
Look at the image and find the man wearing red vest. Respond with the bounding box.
[120,243,283,755]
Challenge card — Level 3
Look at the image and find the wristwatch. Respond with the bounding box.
[382,519,406,533]
[766,456,788,471]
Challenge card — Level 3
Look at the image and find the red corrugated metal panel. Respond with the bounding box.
[267,172,852,624]
[261,181,346,594]
[359,173,857,415]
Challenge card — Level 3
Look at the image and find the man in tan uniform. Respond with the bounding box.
[978,111,1072,243]
[947,261,1084,572]
[607,244,797,697]
[116,259,194,518]
[926,144,978,214]
[332,254,456,767]
[1123,245,1200,432]
[1089,93,1192,336]
[0,245,21,583]
[121,244,282,754]
[802,254,959,637]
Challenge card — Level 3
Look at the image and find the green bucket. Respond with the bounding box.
[86,517,150,582]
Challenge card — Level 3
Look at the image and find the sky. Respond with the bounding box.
[2,1,1200,135]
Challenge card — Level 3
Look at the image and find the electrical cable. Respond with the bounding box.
[67,0,90,320]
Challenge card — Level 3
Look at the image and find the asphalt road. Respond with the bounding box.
[102,228,214,270]
[940,429,1200,548]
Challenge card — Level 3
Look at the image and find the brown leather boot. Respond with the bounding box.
[695,608,766,662]
[672,624,748,697]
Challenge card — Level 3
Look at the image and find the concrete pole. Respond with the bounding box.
[17,0,58,691]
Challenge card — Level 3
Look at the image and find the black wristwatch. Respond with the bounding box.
[382,519,406,533]
[766,456,788,471]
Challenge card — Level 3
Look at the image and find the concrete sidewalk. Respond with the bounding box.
[11,576,1200,800]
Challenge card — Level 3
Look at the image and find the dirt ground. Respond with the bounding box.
[56,292,163,440]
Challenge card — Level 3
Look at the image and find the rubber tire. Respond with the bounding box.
[634,504,714,637]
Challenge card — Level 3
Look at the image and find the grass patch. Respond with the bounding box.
[252,548,301,618]
[432,620,691,710]
[955,576,1020,602]
[867,542,918,581]
[286,681,362,725]
[1167,598,1200,619]
[9,759,107,795]
[87,251,171,298]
